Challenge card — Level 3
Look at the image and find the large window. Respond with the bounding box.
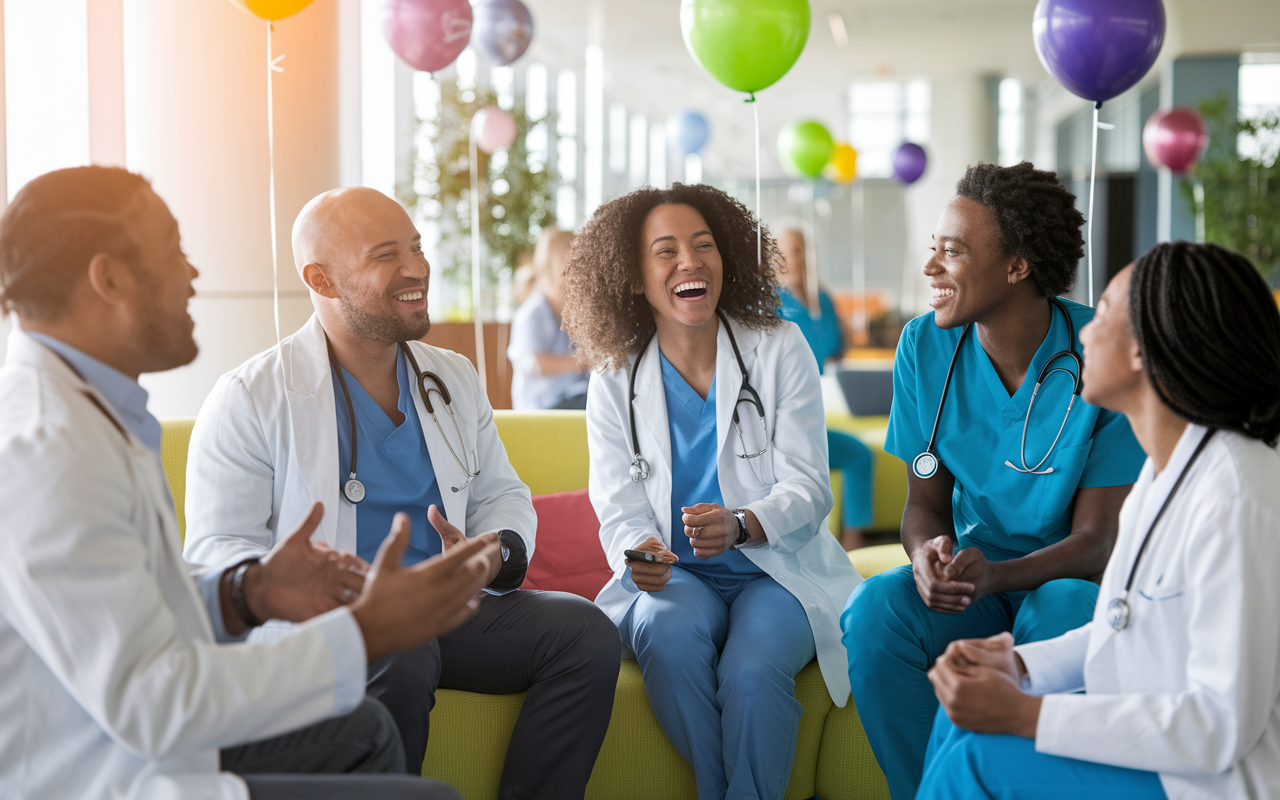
[997,78,1025,166]
[1239,57,1280,165]
[5,0,90,201]
[847,79,930,179]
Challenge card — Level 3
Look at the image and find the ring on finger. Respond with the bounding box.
[691,526,702,538]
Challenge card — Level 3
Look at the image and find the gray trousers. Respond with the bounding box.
[367,589,620,800]
[221,697,461,799]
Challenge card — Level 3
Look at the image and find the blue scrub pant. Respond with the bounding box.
[618,568,817,800]
[828,430,874,529]
[840,564,1098,800]
[917,706,1166,799]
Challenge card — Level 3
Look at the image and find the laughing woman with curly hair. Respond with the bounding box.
[561,183,862,800]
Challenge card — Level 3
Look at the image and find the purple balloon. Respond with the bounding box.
[1033,0,1165,104]
[473,0,534,67]
[383,0,473,73]
[892,142,927,185]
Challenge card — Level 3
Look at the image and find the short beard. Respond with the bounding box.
[334,282,431,344]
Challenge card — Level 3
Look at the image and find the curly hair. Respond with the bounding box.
[954,162,1084,298]
[1130,242,1280,446]
[561,183,782,370]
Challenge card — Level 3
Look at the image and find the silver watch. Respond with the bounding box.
[731,508,750,546]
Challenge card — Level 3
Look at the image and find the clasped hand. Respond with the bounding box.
[911,535,998,613]
[927,632,1040,739]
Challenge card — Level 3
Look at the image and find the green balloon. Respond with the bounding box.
[777,120,834,178]
[680,0,811,95]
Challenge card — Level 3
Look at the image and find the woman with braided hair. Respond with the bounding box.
[918,242,1280,799]
[841,162,1147,799]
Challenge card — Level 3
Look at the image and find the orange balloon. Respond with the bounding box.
[228,0,315,21]
[824,143,858,185]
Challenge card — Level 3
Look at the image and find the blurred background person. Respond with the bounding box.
[508,227,588,410]
[775,224,874,550]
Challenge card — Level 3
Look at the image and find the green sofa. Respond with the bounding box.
[159,411,908,800]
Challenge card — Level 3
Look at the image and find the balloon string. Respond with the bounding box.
[266,22,284,344]
[750,95,761,268]
[1086,101,1101,308]
[470,134,488,394]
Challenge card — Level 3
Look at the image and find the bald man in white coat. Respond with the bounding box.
[184,187,619,798]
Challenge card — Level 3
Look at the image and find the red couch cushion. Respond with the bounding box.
[520,488,612,600]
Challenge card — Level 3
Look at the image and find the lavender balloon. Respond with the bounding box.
[473,0,534,67]
[892,142,927,185]
[383,0,473,73]
[1033,0,1165,104]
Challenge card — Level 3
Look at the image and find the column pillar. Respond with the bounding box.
[124,0,340,417]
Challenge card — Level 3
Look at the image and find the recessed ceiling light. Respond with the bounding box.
[828,11,849,47]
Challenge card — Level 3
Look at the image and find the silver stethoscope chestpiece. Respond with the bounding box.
[1106,596,1130,631]
[913,451,939,480]
[343,477,367,505]
[630,456,650,483]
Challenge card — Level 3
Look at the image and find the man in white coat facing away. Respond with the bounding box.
[0,166,504,799]
[182,186,620,798]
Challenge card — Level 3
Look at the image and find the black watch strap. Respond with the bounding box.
[228,557,263,629]
[731,509,751,546]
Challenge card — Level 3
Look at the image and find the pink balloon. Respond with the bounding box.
[383,0,473,73]
[1142,107,1209,173]
[472,106,517,154]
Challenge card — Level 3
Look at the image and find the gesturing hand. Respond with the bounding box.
[681,503,736,559]
[429,504,500,587]
[911,535,976,613]
[247,503,369,624]
[626,536,678,592]
[352,512,501,663]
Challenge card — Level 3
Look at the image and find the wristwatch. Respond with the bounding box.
[730,509,751,547]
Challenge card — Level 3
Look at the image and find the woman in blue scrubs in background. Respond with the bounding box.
[840,162,1146,800]
[775,224,875,551]
[562,184,861,800]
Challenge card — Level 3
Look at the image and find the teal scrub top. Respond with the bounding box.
[886,299,1145,561]
[660,352,763,582]
[778,287,842,374]
[333,348,448,566]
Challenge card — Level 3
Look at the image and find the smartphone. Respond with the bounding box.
[624,549,660,564]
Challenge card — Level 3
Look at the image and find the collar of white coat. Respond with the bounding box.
[278,314,472,532]
[7,329,145,452]
[632,314,764,470]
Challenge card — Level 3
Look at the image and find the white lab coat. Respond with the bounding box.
[183,314,535,573]
[588,317,862,706]
[1016,423,1280,799]
[0,331,366,800]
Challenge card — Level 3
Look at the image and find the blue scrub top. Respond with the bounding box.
[886,299,1145,561]
[660,352,763,581]
[333,348,447,566]
[778,287,842,374]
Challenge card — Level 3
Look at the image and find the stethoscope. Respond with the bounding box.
[627,309,768,483]
[328,340,480,504]
[913,297,1083,480]
[1106,427,1216,632]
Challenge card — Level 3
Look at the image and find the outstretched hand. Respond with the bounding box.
[352,512,501,663]
[429,504,500,586]
[243,503,369,627]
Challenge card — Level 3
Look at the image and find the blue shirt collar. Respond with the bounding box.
[28,332,163,454]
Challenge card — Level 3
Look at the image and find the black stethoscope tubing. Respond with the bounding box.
[627,309,766,483]
[1106,427,1216,632]
[328,340,480,503]
[912,296,1082,480]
